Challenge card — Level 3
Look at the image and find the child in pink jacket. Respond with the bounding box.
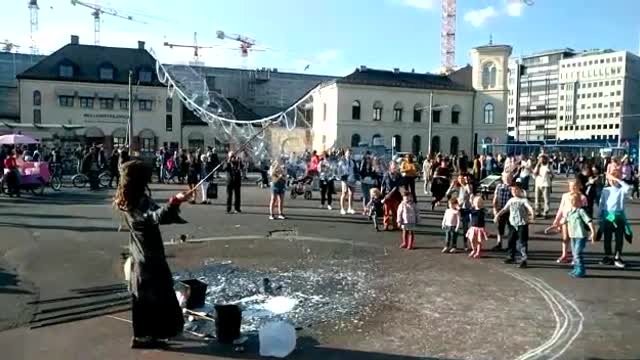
[397,190,420,250]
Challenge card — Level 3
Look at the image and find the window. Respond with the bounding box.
[609,124,614,129]
[58,95,74,107]
[322,103,327,121]
[615,123,620,129]
[392,135,402,151]
[166,98,173,113]
[99,98,114,110]
[586,125,591,130]
[581,104,586,109]
[372,134,382,145]
[413,104,422,122]
[412,135,421,155]
[113,135,126,148]
[616,101,621,107]
[598,92,603,97]
[450,136,459,155]
[587,93,592,98]
[141,138,154,152]
[483,103,495,124]
[482,62,497,88]
[587,114,591,119]
[597,124,602,129]
[393,102,403,122]
[33,90,41,106]
[598,103,603,108]
[604,113,609,118]
[351,133,361,147]
[606,58,610,63]
[80,97,94,108]
[616,90,621,96]
[560,95,565,100]
[351,100,361,120]
[59,64,73,77]
[166,114,173,132]
[139,99,153,111]
[605,81,609,86]
[598,113,602,118]
[138,70,152,83]
[33,109,41,124]
[451,105,461,124]
[99,67,114,80]
[617,79,622,85]
[431,136,440,154]
[373,101,383,121]
[432,109,441,123]
[120,99,129,110]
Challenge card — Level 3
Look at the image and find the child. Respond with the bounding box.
[552,180,587,263]
[397,190,420,250]
[495,185,535,268]
[366,188,384,231]
[441,198,461,253]
[546,193,596,277]
[466,196,488,258]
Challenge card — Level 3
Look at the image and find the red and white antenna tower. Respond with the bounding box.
[28,0,39,54]
[441,0,456,74]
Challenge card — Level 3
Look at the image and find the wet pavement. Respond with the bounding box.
[0,178,639,359]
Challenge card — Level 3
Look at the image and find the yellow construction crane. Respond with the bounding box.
[70,0,147,45]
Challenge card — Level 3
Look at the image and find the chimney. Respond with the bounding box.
[138,41,145,50]
[70,35,79,45]
[393,68,400,74]
[359,65,367,71]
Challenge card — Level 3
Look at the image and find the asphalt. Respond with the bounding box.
[0,177,639,360]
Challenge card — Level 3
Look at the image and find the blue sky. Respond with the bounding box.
[2,0,640,75]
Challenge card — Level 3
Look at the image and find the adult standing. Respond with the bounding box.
[400,154,418,203]
[422,155,433,195]
[223,151,242,214]
[115,160,186,349]
[381,161,402,231]
[430,159,451,210]
[268,159,287,220]
[82,146,100,190]
[492,172,513,251]
[576,165,597,217]
[307,150,320,178]
[359,151,376,213]
[108,148,120,188]
[457,150,469,175]
[338,149,357,215]
[533,154,552,218]
[518,155,532,192]
[319,151,336,210]
[599,171,632,268]
[3,149,20,197]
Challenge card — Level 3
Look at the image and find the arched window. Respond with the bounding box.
[450,136,459,155]
[392,135,402,151]
[351,100,361,120]
[33,90,41,106]
[482,62,497,89]
[393,101,403,122]
[351,133,361,147]
[431,136,440,154]
[483,137,493,145]
[412,135,421,155]
[372,134,382,146]
[451,104,461,124]
[413,103,423,122]
[373,101,383,121]
[484,103,495,124]
[139,129,156,153]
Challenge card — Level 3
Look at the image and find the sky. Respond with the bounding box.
[2,0,640,76]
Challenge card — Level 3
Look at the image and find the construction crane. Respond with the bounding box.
[0,40,20,52]
[215,30,265,58]
[70,0,147,45]
[28,0,39,54]
[440,0,534,74]
[164,32,221,65]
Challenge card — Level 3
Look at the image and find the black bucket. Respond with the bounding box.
[176,279,207,310]
[214,304,242,344]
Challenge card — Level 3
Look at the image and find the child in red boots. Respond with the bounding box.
[397,190,420,249]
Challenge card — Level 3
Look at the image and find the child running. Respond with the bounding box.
[366,188,384,231]
[397,190,420,250]
[495,185,535,268]
[546,193,596,277]
[441,198,461,253]
[466,196,488,258]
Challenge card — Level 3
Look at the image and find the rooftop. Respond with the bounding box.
[337,66,473,91]
[523,48,576,59]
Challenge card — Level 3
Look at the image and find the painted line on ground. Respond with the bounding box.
[162,234,380,248]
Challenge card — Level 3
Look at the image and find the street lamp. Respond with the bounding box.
[416,92,450,155]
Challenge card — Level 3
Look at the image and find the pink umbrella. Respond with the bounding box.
[0,134,40,145]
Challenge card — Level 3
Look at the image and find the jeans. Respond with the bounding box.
[226,182,241,212]
[320,179,334,206]
[443,226,458,248]
[508,224,529,261]
[404,176,417,203]
[534,186,550,215]
[603,214,625,257]
[361,183,372,208]
[571,237,587,274]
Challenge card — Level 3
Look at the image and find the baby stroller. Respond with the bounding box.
[290,175,313,200]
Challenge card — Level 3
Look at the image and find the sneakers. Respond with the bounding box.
[441,247,450,253]
[556,255,571,264]
[277,215,286,220]
[569,270,586,278]
[269,215,275,220]
[518,261,528,269]
[347,208,356,215]
[614,258,626,269]
[327,205,332,210]
[599,256,614,265]
[448,248,458,254]
[340,209,346,215]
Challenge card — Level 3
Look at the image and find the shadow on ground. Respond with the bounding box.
[0,267,33,295]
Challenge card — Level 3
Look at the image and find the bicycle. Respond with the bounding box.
[49,163,63,191]
[71,170,111,189]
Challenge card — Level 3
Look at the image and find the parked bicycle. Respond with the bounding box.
[49,163,63,191]
[71,170,111,189]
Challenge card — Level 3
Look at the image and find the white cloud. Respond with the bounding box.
[506,1,525,16]
[400,0,434,10]
[463,6,498,27]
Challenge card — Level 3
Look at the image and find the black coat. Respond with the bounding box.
[223,160,243,184]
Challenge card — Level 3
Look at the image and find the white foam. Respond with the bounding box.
[260,296,298,315]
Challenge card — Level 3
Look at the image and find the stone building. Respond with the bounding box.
[312,44,512,155]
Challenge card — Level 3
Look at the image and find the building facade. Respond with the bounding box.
[16,35,177,154]
[312,44,513,155]
[557,50,640,145]
[507,49,576,142]
[0,52,45,121]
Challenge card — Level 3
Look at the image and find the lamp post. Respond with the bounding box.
[418,92,449,156]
